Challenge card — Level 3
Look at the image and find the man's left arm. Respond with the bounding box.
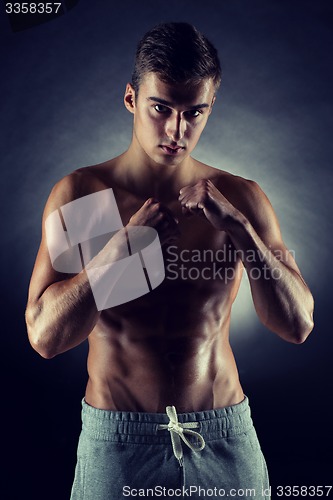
[179,178,314,343]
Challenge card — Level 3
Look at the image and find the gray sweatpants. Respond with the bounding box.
[70,396,270,499]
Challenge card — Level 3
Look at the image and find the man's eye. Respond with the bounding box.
[187,109,202,118]
[154,105,169,113]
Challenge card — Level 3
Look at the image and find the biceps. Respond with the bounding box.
[27,242,76,306]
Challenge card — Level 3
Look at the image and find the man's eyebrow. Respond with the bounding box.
[147,97,210,109]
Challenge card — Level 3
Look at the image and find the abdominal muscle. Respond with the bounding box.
[84,286,244,413]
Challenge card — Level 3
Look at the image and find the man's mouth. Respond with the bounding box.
[160,145,185,155]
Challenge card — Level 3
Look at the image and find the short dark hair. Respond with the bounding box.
[131,22,222,94]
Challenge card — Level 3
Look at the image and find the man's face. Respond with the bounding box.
[125,72,216,167]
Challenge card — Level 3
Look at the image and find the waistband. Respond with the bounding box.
[80,396,253,444]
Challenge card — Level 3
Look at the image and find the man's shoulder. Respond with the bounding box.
[43,160,119,220]
[193,160,263,200]
[193,160,271,227]
[51,160,119,201]
[206,164,278,236]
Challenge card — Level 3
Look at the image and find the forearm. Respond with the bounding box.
[226,214,314,342]
[179,178,314,342]
[27,272,99,358]
[26,227,131,358]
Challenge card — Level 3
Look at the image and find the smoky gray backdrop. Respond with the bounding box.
[1,0,332,498]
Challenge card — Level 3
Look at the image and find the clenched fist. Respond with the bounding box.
[127,198,180,246]
[178,179,238,231]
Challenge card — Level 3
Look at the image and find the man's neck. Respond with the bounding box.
[118,141,195,200]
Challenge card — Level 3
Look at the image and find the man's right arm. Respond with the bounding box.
[25,173,128,358]
[26,175,179,359]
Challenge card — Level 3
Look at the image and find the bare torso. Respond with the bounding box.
[80,156,245,412]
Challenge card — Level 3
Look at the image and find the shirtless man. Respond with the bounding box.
[26,23,314,499]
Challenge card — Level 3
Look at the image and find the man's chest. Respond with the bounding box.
[112,186,239,273]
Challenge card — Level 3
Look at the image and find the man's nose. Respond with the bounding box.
[166,113,185,142]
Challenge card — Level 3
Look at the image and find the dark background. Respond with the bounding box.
[1,0,332,498]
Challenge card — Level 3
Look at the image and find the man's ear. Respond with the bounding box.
[209,96,216,115]
[124,83,136,114]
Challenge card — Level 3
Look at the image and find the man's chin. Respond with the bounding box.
[153,149,189,167]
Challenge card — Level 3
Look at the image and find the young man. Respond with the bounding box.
[26,23,314,499]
